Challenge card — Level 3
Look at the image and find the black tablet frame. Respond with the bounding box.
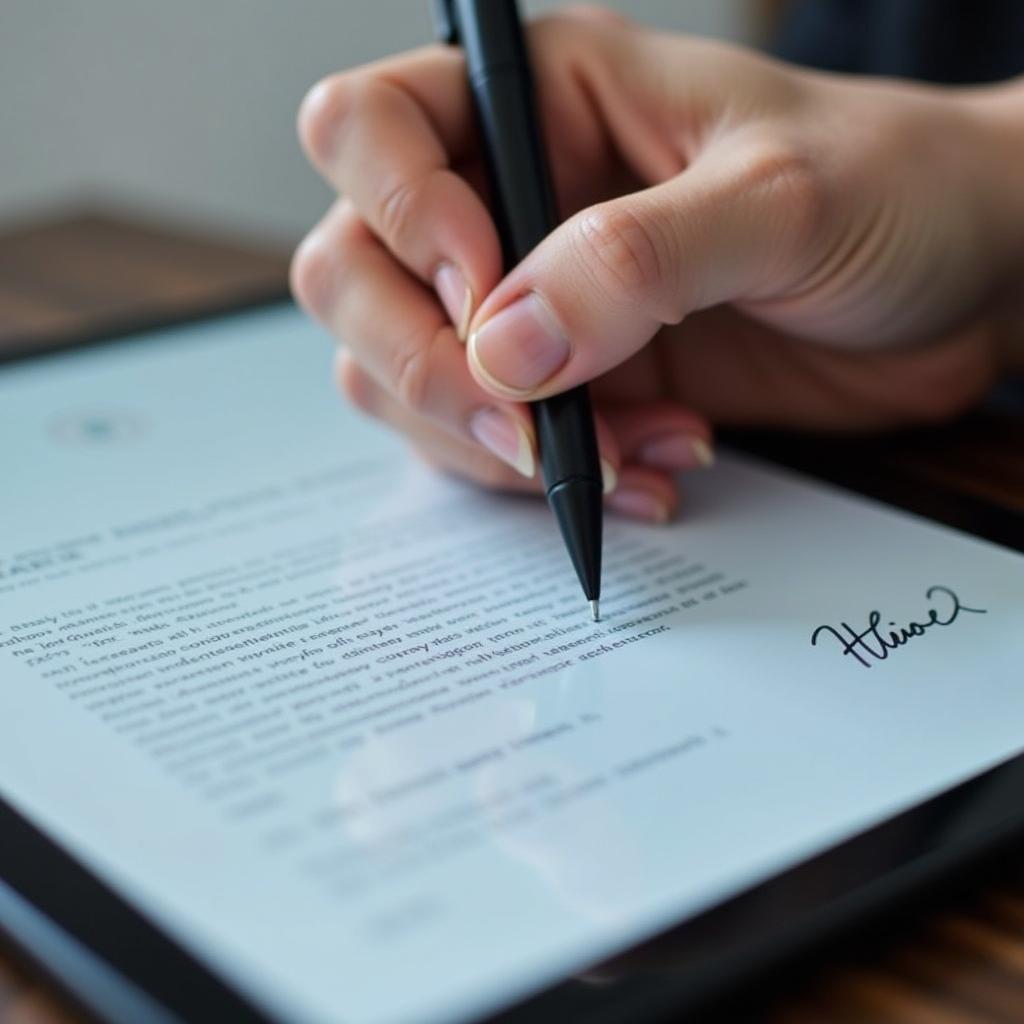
[2,299,1022,1024]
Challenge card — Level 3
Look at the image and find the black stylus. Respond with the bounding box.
[433,0,604,621]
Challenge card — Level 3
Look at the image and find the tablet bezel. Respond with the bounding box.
[2,300,1022,1024]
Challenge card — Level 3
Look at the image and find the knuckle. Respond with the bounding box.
[333,205,370,260]
[742,139,826,247]
[290,228,335,317]
[392,339,428,413]
[299,73,394,170]
[298,72,352,164]
[376,172,430,252]
[574,202,670,312]
[391,322,446,414]
[289,207,364,318]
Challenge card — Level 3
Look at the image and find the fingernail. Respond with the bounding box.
[600,458,618,495]
[607,487,671,523]
[468,407,536,478]
[434,262,473,342]
[637,434,715,471]
[468,293,570,396]
[692,439,715,467]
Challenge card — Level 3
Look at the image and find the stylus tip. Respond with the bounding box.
[590,599,600,622]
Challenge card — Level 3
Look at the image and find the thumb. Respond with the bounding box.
[465,143,820,401]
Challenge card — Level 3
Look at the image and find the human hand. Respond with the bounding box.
[292,7,1020,521]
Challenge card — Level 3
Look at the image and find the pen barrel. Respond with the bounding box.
[532,386,601,495]
[455,0,603,493]
[456,1,557,264]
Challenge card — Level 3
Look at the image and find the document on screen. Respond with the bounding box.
[1,305,1022,1024]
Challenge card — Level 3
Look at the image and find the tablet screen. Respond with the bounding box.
[2,306,1023,1024]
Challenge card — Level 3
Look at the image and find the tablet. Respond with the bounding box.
[2,302,1024,1024]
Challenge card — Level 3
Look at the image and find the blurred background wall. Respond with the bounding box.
[0,1,753,244]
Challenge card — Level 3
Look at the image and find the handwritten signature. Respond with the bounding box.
[811,585,986,668]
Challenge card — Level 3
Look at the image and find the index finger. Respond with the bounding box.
[298,46,503,336]
[302,45,475,165]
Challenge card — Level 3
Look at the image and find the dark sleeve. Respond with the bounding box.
[773,0,1024,84]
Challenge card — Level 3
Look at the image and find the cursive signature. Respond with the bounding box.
[811,585,986,668]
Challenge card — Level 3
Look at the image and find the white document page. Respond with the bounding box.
[2,305,1023,1024]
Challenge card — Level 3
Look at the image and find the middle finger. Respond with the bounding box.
[294,200,538,479]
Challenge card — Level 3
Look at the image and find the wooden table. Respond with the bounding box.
[2,211,1023,1024]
